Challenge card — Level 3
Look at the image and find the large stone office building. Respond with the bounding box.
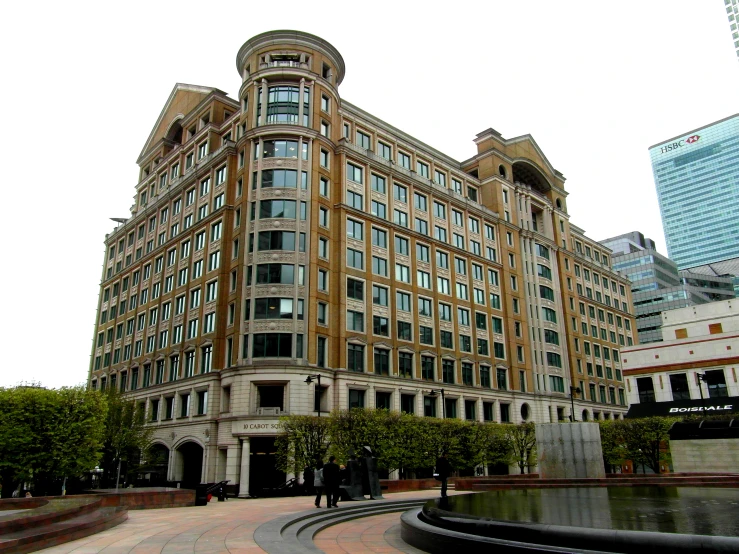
[88,31,636,493]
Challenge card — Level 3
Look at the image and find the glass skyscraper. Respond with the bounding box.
[727,0,738,63]
[649,114,739,270]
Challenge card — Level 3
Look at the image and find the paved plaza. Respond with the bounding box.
[38,490,448,554]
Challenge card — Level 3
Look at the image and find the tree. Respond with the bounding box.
[505,422,537,474]
[466,423,512,471]
[328,409,397,467]
[37,387,108,494]
[598,420,627,472]
[380,413,437,478]
[102,390,153,489]
[275,415,330,476]
[424,419,467,472]
[620,417,674,474]
[0,386,107,497]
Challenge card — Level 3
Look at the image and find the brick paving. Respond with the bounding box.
[37,490,450,554]
[313,512,426,554]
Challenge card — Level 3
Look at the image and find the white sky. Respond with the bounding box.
[1,1,736,389]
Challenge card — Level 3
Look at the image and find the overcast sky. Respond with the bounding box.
[1,1,736,389]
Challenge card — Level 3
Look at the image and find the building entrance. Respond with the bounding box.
[249,437,286,495]
[178,442,203,489]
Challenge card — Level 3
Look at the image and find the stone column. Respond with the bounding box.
[298,78,305,126]
[259,79,268,127]
[238,437,251,497]
[226,444,241,488]
[167,446,176,482]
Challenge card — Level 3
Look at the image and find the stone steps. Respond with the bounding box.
[253,498,430,553]
[0,506,127,554]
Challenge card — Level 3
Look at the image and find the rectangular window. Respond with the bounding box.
[347,310,364,332]
[440,330,453,348]
[347,162,363,184]
[372,256,387,277]
[349,389,365,408]
[399,352,413,379]
[371,200,386,219]
[374,348,389,375]
[397,321,412,341]
[347,345,365,373]
[356,130,371,149]
[393,209,408,228]
[442,360,455,384]
[393,183,407,202]
[372,140,390,160]
[371,174,386,194]
[395,263,410,283]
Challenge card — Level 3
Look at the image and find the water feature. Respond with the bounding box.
[435,487,739,536]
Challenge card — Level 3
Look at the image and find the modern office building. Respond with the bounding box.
[727,0,739,63]
[623,299,739,418]
[600,232,734,344]
[649,114,739,270]
[88,31,636,493]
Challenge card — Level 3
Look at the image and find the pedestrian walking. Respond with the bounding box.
[313,460,324,507]
[323,455,340,507]
[435,452,452,497]
[303,466,314,495]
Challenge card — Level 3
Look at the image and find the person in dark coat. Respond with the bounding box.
[304,466,315,496]
[322,455,340,507]
[436,452,452,497]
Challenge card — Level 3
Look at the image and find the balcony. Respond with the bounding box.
[260,61,308,70]
[254,407,285,416]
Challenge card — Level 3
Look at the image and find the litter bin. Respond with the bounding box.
[195,484,209,506]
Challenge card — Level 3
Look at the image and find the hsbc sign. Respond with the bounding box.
[660,134,700,154]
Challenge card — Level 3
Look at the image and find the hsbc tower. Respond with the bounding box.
[649,113,739,270]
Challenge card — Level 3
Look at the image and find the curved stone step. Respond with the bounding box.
[254,498,432,554]
[0,507,128,554]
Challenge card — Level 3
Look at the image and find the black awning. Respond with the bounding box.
[625,396,739,418]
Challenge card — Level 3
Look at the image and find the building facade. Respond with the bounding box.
[727,0,739,63]
[88,31,636,493]
[622,299,739,418]
[649,114,739,270]
[600,232,734,344]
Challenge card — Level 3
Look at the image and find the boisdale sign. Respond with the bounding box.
[625,396,739,418]
[660,134,700,154]
[669,404,733,413]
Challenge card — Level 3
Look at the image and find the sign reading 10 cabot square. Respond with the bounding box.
[233,419,282,435]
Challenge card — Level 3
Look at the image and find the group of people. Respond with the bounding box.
[307,451,453,508]
[312,455,342,508]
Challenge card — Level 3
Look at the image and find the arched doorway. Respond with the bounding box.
[145,443,170,486]
[177,441,204,489]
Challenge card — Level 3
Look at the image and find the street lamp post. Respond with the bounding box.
[429,388,446,418]
[305,374,322,416]
[569,386,582,422]
[697,372,708,416]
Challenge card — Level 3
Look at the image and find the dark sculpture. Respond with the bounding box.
[361,446,383,499]
[339,449,366,500]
